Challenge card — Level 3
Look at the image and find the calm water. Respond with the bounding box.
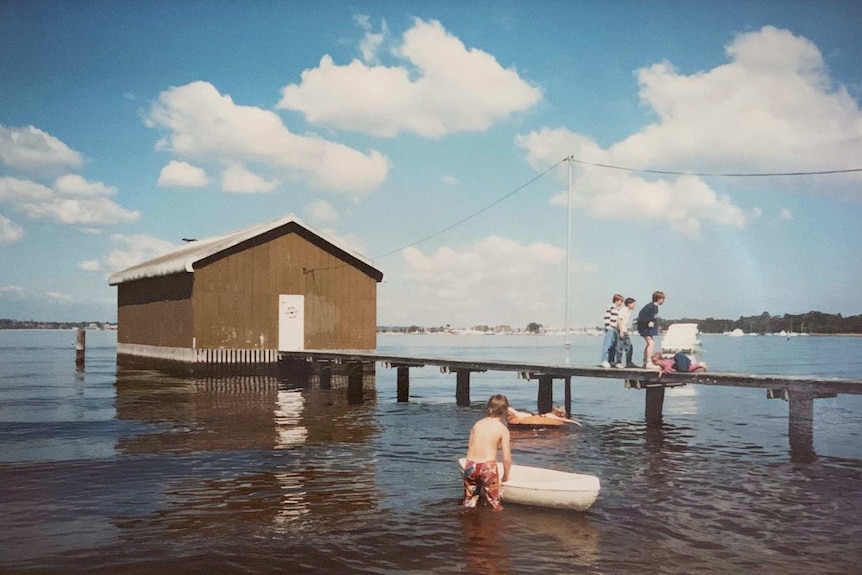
[1,330,861,574]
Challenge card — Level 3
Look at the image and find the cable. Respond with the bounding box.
[568,157,862,177]
[312,154,862,272]
[371,157,566,259]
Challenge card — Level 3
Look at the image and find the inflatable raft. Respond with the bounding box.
[508,414,566,427]
[458,458,600,511]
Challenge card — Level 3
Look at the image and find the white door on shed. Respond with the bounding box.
[278,294,305,351]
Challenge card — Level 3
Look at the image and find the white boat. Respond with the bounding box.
[661,323,701,355]
[458,458,600,511]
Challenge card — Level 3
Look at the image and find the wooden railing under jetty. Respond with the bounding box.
[279,349,862,462]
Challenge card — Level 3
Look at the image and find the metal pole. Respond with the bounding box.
[565,157,573,363]
[75,328,86,371]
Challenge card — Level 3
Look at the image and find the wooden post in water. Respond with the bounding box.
[787,391,815,462]
[455,370,471,406]
[75,328,86,371]
[645,385,665,426]
[537,375,553,414]
[564,376,572,418]
[347,361,364,404]
[397,366,410,402]
[320,363,332,390]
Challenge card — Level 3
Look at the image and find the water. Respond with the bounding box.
[1,330,861,574]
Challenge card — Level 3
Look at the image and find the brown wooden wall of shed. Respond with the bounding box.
[116,274,194,347]
[191,232,377,350]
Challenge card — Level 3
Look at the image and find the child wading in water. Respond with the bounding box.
[463,394,512,510]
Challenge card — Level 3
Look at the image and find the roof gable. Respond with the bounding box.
[108,214,383,285]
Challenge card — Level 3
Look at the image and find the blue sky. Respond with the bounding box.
[1,1,861,328]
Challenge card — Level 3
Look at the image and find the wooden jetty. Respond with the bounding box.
[279,349,862,461]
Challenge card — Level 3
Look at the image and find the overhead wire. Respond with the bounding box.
[310,155,862,272]
[371,157,567,260]
[568,157,862,177]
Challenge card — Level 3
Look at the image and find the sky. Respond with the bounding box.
[1,1,861,329]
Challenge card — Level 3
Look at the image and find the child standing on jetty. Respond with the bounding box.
[637,291,665,368]
[463,394,512,510]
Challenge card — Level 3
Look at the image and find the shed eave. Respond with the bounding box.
[107,213,384,286]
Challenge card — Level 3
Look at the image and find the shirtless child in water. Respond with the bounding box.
[463,394,512,510]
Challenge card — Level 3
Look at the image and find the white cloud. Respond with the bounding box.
[318,228,368,258]
[0,285,28,299]
[0,175,139,226]
[516,26,862,234]
[517,129,760,235]
[621,26,862,178]
[0,125,84,173]
[0,176,53,202]
[304,199,339,226]
[78,259,102,272]
[147,81,389,195]
[45,291,73,302]
[104,234,178,271]
[778,208,793,221]
[221,164,277,193]
[54,174,116,197]
[0,214,24,244]
[443,175,460,186]
[355,14,388,63]
[277,18,542,138]
[385,236,567,326]
[158,160,209,188]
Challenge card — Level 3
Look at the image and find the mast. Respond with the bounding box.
[565,156,573,363]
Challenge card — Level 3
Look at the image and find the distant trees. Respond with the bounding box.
[0,319,115,330]
[526,322,543,334]
[667,311,862,335]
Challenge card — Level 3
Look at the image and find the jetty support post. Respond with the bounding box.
[537,375,554,414]
[518,372,555,414]
[564,376,572,418]
[455,369,471,407]
[645,384,665,427]
[75,328,86,371]
[397,366,410,402]
[768,387,836,462]
[320,363,332,390]
[385,361,425,403]
[440,367,485,407]
[347,360,364,404]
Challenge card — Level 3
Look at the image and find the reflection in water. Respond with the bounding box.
[274,389,308,449]
[664,384,699,416]
[458,507,512,574]
[110,368,382,553]
[273,389,310,528]
[505,506,600,567]
[3,331,862,574]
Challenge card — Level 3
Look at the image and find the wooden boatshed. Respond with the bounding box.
[108,214,384,371]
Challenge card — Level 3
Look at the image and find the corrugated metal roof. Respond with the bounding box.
[108,213,382,285]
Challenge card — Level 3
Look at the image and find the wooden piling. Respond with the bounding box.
[537,375,553,414]
[75,328,86,370]
[564,376,572,418]
[645,385,665,426]
[787,391,816,462]
[347,361,364,404]
[455,370,471,406]
[277,349,862,459]
[320,364,332,390]
[397,366,410,402]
